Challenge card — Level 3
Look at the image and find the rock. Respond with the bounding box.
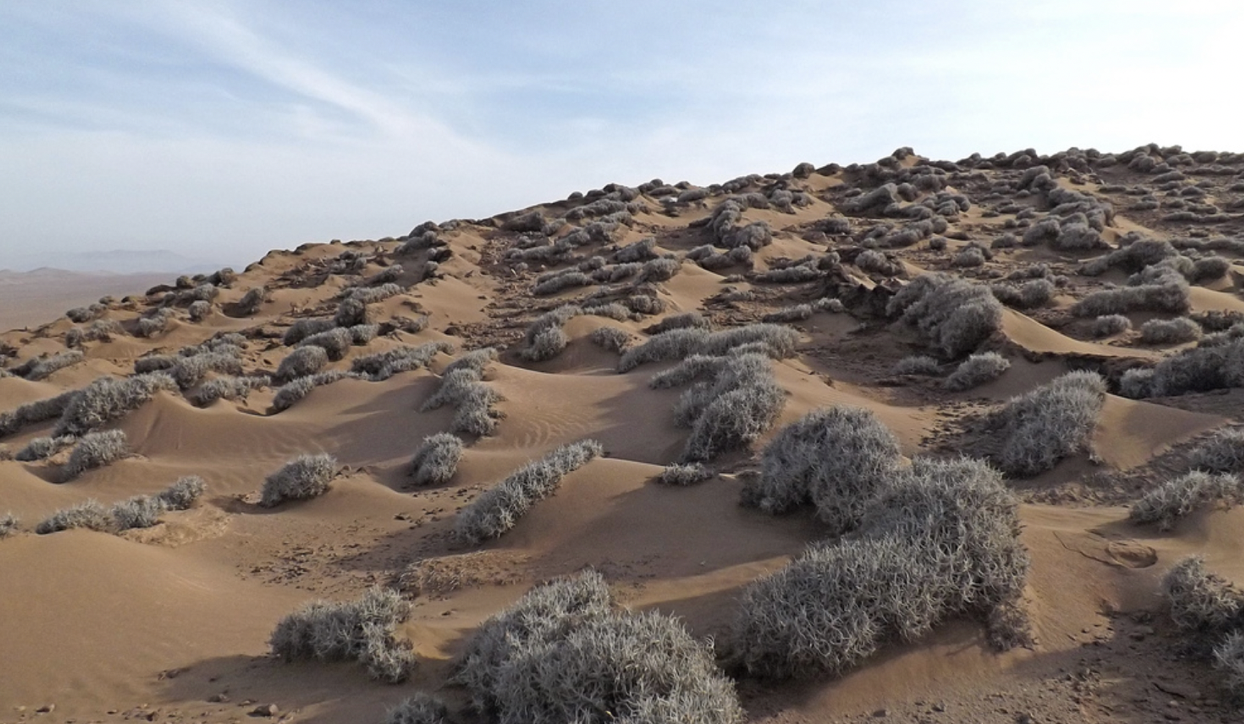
[35,704,54,714]
[208,693,231,703]
[872,709,888,718]
[250,704,279,717]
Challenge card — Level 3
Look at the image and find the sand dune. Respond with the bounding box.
[3,145,1244,723]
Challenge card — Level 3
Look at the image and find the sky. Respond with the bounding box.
[1,1,1241,270]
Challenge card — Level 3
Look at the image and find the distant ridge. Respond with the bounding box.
[2,248,228,274]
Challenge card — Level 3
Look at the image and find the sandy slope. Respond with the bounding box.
[3,146,1244,724]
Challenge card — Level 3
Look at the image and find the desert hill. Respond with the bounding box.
[3,143,1244,723]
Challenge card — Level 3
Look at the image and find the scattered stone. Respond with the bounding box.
[250,703,279,717]
[35,704,54,714]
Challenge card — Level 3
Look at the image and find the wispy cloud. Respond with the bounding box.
[1,1,1241,266]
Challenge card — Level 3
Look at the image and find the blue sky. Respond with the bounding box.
[1,1,1240,268]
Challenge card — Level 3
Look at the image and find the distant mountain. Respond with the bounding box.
[0,249,227,274]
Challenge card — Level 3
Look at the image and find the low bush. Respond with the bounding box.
[260,453,338,507]
[35,499,113,534]
[1139,317,1202,345]
[282,318,336,346]
[276,346,329,382]
[741,406,901,534]
[111,495,166,531]
[454,440,602,545]
[351,342,454,381]
[657,463,713,486]
[945,352,1011,392]
[158,475,207,510]
[1130,472,1244,531]
[410,433,463,486]
[1072,268,1190,317]
[994,371,1106,477]
[384,693,450,724]
[589,327,631,353]
[1092,314,1132,337]
[1190,428,1244,474]
[237,286,266,316]
[270,586,416,683]
[891,355,940,376]
[640,257,682,283]
[0,389,82,437]
[297,327,353,360]
[644,312,710,335]
[455,570,743,724]
[1163,557,1244,636]
[421,359,503,437]
[1118,337,1244,398]
[534,271,593,296]
[673,353,786,463]
[188,300,211,322]
[15,435,75,461]
[732,456,1028,679]
[271,370,358,412]
[63,429,129,480]
[888,273,1003,358]
[1214,632,1244,701]
[136,308,174,338]
[762,304,813,323]
[17,351,85,381]
[192,375,268,406]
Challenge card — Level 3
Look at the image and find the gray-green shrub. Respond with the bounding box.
[1139,317,1202,345]
[1092,314,1131,337]
[260,453,338,507]
[888,273,1003,358]
[732,456,1028,679]
[454,570,743,724]
[352,342,453,381]
[946,352,1011,392]
[454,440,602,545]
[63,429,129,480]
[276,346,329,382]
[1190,428,1244,474]
[742,406,901,533]
[657,463,713,486]
[410,433,463,486]
[384,693,450,724]
[1130,472,1244,531]
[270,586,416,683]
[995,371,1106,476]
[35,499,113,534]
[891,355,940,376]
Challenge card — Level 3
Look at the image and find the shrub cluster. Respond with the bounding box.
[1118,337,1244,398]
[0,389,83,437]
[260,454,338,507]
[618,323,799,372]
[454,440,602,545]
[1163,557,1244,698]
[891,355,941,376]
[63,429,129,480]
[36,475,205,535]
[945,352,1011,392]
[55,373,179,437]
[589,326,632,353]
[13,351,85,381]
[192,375,269,406]
[420,349,502,435]
[277,346,329,382]
[658,352,786,463]
[656,463,714,486]
[384,694,450,724]
[410,433,463,486]
[733,456,1028,679]
[1139,317,1202,345]
[994,371,1106,477]
[455,570,743,724]
[352,342,454,381]
[1092,314,1132,337]
[741,406,902,534]
[270,586,416,683]
[0,512,18,538]
[888,273,1003,358]
[1130,472,1244,531]
[1191,428,1244,474]
[16,434,76,461]
[271,370,359,412]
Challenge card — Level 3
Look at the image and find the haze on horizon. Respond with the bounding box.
[2,0,1240,271]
